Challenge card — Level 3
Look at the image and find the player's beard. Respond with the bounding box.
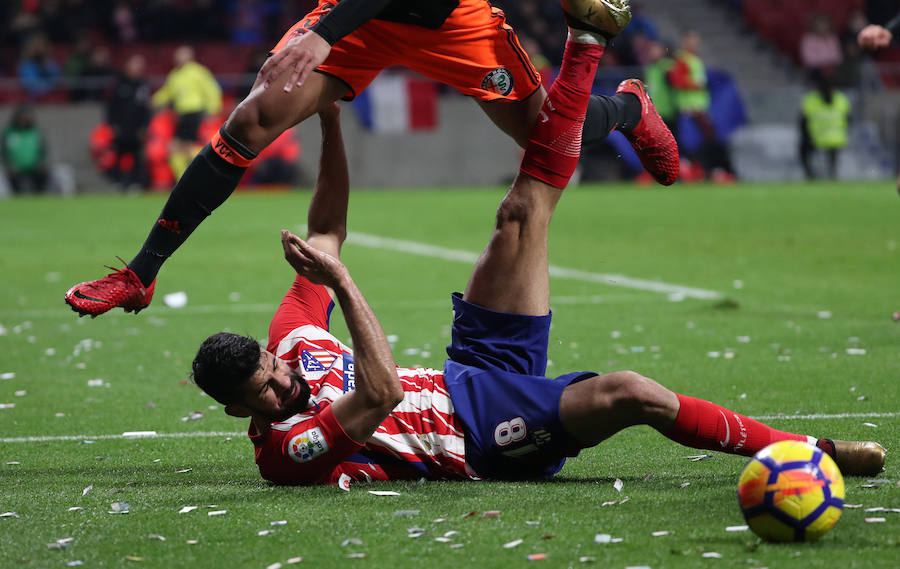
[281,369,312,417]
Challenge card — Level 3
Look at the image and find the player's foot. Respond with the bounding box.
[561,0,632,39]
[65,264,156,317]
[818,439,885,477]
[616,78,679,186]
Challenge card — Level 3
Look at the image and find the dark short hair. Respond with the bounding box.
[191,332,261,405]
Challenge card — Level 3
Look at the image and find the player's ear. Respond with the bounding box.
[224,404,251,418]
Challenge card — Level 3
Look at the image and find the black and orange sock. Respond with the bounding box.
[128,128,257,286]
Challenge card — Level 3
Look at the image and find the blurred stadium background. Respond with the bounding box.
[0,0,899,195]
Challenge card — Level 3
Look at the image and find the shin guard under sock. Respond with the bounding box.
[128,128,256,286]
[665,394,812,457]
[520,33,606,189]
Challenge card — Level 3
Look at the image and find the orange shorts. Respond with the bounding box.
[272,0,542,101]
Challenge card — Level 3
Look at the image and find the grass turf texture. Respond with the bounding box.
[1,181,898,568]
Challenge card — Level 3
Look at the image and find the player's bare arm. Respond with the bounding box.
[280,231,402,443]
[261,0,392,91]
[305,103,349,262]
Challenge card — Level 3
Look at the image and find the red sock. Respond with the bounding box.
[520,35,605,189]
[666,394,811,457]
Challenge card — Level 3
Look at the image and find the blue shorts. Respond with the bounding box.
[443,294,596,480]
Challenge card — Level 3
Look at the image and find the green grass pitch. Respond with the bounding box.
[1,181,898,568]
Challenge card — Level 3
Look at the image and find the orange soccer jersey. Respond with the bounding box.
[272,0,542,102]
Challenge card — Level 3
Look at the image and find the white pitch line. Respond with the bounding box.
[2,412,895,444]
[344,230,722,300]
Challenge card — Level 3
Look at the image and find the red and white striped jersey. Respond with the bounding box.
[249,275,470,485]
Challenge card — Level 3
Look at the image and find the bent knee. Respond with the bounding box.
[598,370,662,412]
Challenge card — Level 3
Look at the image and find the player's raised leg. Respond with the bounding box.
[463,28,606,316]
[558,370,886,476]
[65,62,347,317]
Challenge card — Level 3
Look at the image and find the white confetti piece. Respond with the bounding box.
[67,561,84,567]
[393,510,419,517]
[338,473,351,491]
[1,512,20,518]
[1,372,15,380]
[148,534,166,541]
[258,530,274,536]
[271,520,287,526]
[228,292,241,302]
[175,468,192,474]
[444,530,459,537]
[368,490,401,496]
[347,553,366,559]
[449,543,464,549]
[863,422,878,428]
[844,504,863,509]
[208,510,227,516]
[109,501,130,514]
[68,507,84,512]
[14,390,26,397]
[408,532,426,539]
[55,413,65,417]
[287,558,302,564]
[707,351,721,359]
[613,478,623,492]
[651,531,669,537]
[342,538,363,547]
[82,484,93,496]
[57,538,74,545]
[6,462,20,465]
[578,557,596,563]
[181,411,205,422]
[163,291,188,308]
[684,454,712,462]
[736,336,751,343]
[433,518,447,523]
[701,552,723,558]
[386,334,399,343]
[846,348,867,355]
[610,330,621,339]
[817,311,832,319]
[601,501,617,507]
[435,537,452,543]
[865,507,885,512]
[266,563,283,569]
[725,525,749,532]
[186,540,198,545]
[45,348,56,356]
[865,517,886,523]
[594,534,612,544]
[503,539,523,549]
[87,379,105,387]
[178,506,198,514]
[525,520,540,525]
[0,403,16,409]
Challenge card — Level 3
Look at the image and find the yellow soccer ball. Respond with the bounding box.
[737,440,844,542]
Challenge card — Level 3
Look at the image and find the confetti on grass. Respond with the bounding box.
[1,512,20,518]
[393,510,419,517]
[147,534,165,541]
[725,525,749,532]
[178,506,198,514]
[503,539,523,549]
[109,501,129,514]
[865,518,887,523]
[613,478,624,492]
[482,510,500,518]
[651,531,669,537]
[342,538,363,547]
[527,553,547,561]
[701,552,722,559]
[208,510,227,516]
[82,484,93,496]
[368,491,401,496]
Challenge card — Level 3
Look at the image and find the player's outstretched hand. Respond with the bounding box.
[858,24,892,50]
[281,230,347,288]
[261,31,331,92]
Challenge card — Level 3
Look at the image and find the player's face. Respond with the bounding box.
[238,350,311,420]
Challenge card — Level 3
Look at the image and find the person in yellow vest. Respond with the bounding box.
[668,30,735,182]
[799,70,849,180]
[152,46,223,179]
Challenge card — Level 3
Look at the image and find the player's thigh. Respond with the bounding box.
[226,71,348,153]
[558,371,679,445]
[476,86,546,148]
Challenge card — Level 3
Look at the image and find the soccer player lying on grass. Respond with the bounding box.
[65,0,679,318]
[190,25,885,485]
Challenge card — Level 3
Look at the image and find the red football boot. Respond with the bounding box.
[65,264,156,317]
[616,78,679,186]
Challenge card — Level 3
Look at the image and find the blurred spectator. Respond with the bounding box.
[668,30,735,182]
[106,54,152,190]
[112,2,138,43]
[151,46,223,179]
[800,13,843,72]
[1,105,48,194]
[835,10,870,87]
[799,71,849,180]
[17,34,61,99]
[642,41,677,135]
[64,35,93,100]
